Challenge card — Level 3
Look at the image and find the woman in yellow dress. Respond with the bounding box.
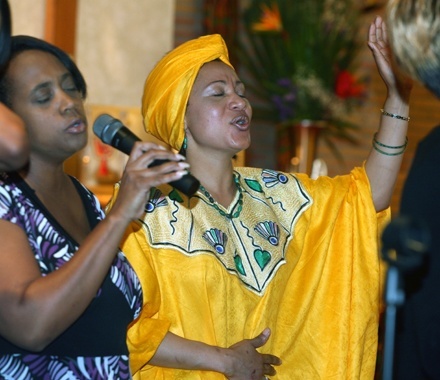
[110,16,412,379]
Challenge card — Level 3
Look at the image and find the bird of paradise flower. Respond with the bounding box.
[252,3,282,32]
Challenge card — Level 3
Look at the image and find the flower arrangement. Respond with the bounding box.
[238,0,366,162]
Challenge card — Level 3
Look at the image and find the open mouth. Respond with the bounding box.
[231,115,249,129]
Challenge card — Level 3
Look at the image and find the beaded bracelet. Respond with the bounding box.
[381,108,410,122]
[372,133,408,156]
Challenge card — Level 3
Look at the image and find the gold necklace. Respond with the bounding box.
[199,175,243,219]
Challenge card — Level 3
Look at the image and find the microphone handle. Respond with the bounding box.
[110,127,139,155]
[148,158,200,196]
[110,129,200,196]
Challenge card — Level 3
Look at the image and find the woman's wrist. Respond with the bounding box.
[382,95,410,118]
[386,85,412,105]
[150,333,234,375]
[207,346,234,375]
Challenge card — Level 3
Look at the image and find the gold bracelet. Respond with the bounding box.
[381,108,410,122]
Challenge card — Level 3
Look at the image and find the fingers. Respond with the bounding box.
[126,141,190,180]
[113,142,190,219]
[263,354,282,366]
[259,361,281,378]
[368,19,377,44]
[368,16,387,45]
[248,328,281,378]
[381,16,388,43]
[263,353,281,375]
[128,141,181,164]
[249,328,271,348]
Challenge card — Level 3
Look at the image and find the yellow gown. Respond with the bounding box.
[113,166,389,379]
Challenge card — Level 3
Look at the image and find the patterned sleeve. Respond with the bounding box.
[0,184,12,220]
[0,180,24,224]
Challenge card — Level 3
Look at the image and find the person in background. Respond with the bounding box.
[387,0,440,378]
[0,0,28,171]
[0,35,190,379]
[107,15,413,379]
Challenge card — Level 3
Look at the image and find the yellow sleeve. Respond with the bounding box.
[294,164,390,377]
[107,184,171,375]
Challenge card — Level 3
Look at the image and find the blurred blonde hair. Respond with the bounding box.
[387,0,440,96]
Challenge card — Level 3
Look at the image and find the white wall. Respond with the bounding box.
[10,0,46,37]
[76,0,175,107]
[9,0,175,108]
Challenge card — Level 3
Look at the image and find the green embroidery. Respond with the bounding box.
[169,188,184,202]
[254,249,271,270]
[199,175,243,219]
[245,178,263,192]
[234,255,246,275]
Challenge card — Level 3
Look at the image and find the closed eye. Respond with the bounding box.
[64,86,81,98]
[61,74,81,97]
[33,88,52,104]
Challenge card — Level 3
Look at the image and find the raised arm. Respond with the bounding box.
[0,142,189,350]
[365,16,413,212]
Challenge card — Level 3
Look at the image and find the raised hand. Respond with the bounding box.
[368,16,413,97]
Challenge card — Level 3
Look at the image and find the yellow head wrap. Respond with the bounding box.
[142,34,234,151]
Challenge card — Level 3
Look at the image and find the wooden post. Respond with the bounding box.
[44,0,80,177]
[44,0,77,56]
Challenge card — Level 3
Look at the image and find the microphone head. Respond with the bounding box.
[93,114,123,144]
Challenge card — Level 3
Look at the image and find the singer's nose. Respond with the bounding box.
[229,93,247,111]
[59,91,78,115]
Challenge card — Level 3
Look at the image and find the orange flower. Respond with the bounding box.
[252,3,282,32]
[335,70,365,99]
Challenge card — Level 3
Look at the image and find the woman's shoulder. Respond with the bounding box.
[235,166,307,190]
[234,165,368,198]
[235,166,291,181]
[234,167,313,204]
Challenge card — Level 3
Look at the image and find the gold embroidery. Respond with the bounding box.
[139,168,312,295]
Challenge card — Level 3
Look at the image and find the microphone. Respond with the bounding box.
[92,113,200,196]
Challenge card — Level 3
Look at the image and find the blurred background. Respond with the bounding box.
[9,0,440,212]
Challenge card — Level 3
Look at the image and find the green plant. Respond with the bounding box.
[238,0,366,158]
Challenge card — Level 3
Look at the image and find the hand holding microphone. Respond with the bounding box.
[93,114,200,196]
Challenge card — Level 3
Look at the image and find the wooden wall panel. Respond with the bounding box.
[44,0,79,177]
